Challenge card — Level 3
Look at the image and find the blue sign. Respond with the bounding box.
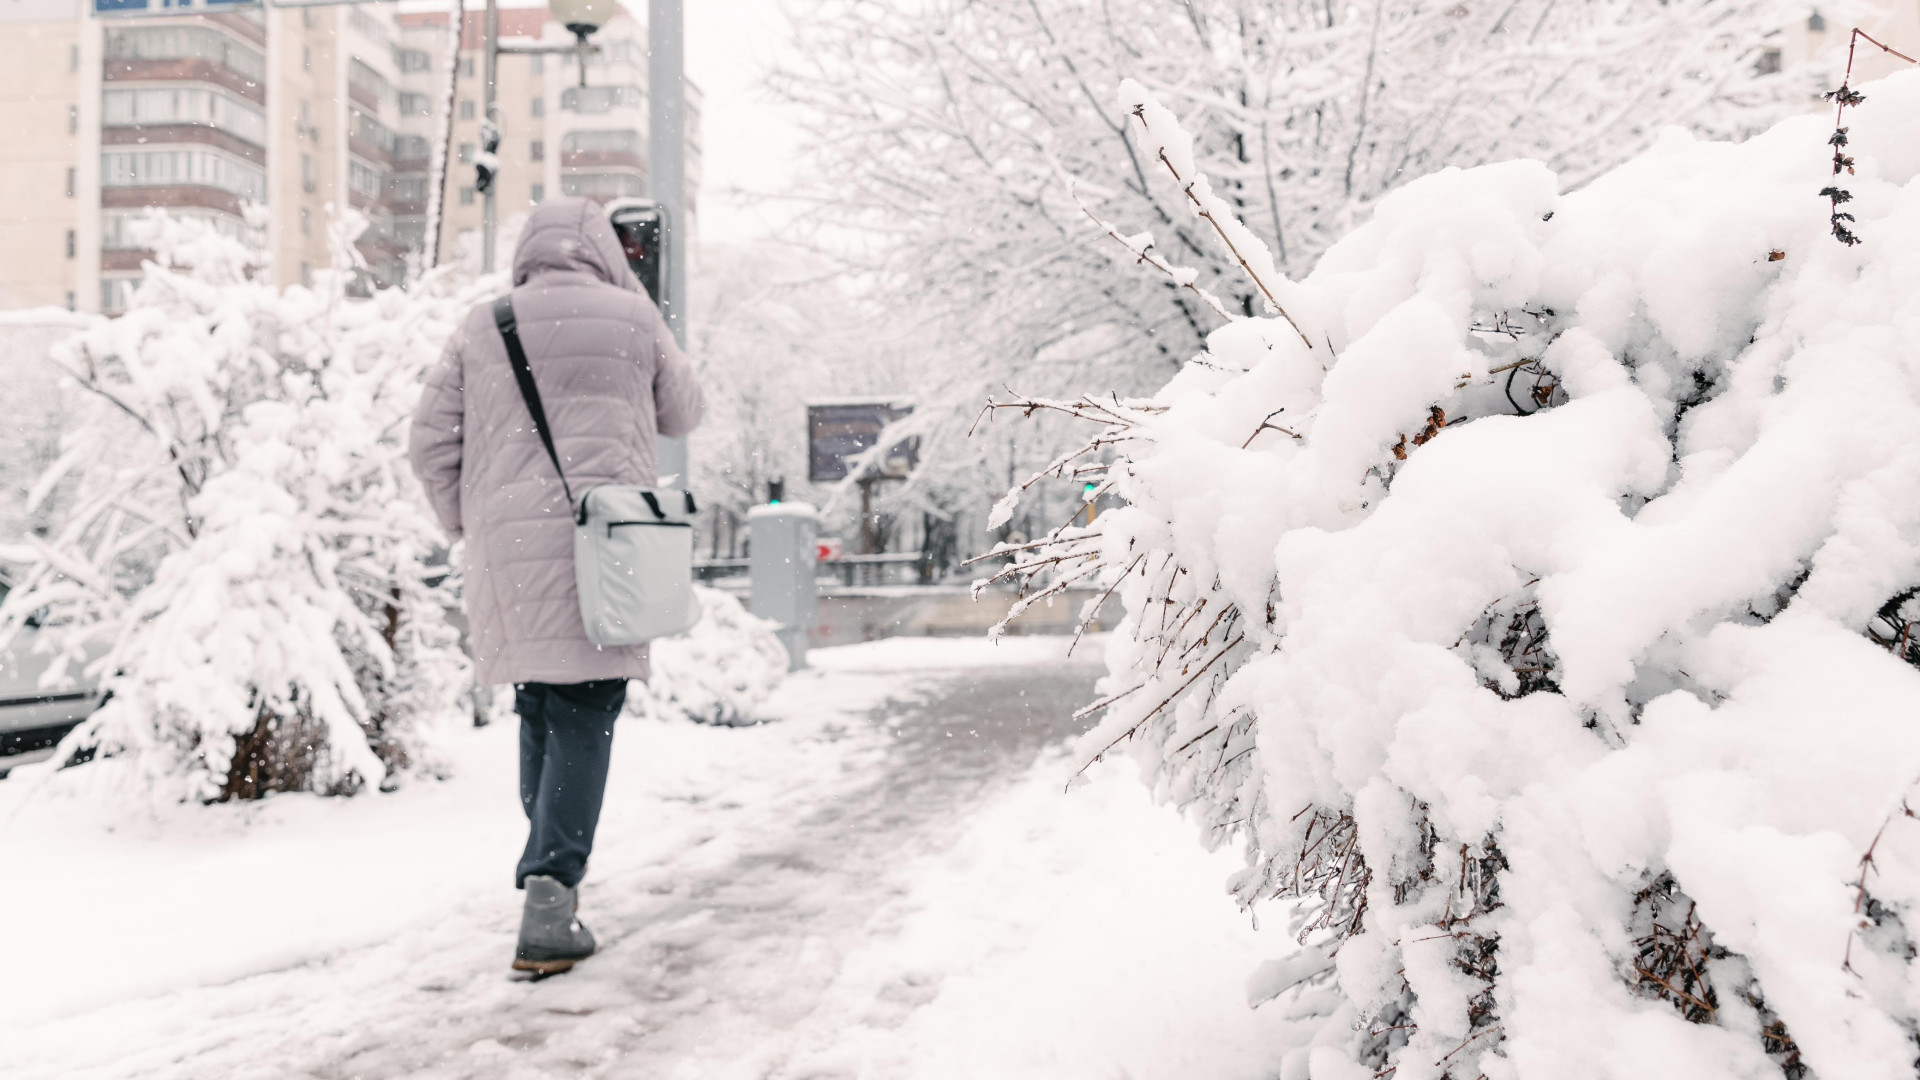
[95,0,260,15]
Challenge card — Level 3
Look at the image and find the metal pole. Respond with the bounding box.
[482,0,499,274]
[649,0,688,484]
[648,0,685,346]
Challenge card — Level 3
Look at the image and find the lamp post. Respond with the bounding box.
[647,0,688,485]
[478,0,616,273]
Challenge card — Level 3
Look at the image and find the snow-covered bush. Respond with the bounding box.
[0,212,487,802]
[628,586,788,727]
[990,74,1920,1076]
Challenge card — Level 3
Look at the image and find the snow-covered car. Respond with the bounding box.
[0,569,103,770]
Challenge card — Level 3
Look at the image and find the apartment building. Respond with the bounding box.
[0,0,697,314]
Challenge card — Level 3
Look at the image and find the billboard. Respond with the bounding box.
[95,0,259,14]
[807,400,917,483]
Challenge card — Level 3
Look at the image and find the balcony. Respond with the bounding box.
[560,148,645,171]
[102,125,264,165]
[104,58,265,106]
[104,25,266,105]
[100,184,244,218]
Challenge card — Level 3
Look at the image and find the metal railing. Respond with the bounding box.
[694,552,936,588]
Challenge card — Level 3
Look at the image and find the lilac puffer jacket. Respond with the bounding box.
[409,198,704,686]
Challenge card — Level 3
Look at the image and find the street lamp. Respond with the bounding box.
[478,0,616,272]
[546,0,619,63]
[540,0,619,87]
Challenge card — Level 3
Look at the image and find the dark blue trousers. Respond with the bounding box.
[515,679,627,889]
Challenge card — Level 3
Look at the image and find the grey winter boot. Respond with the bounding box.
[513,875,597,974]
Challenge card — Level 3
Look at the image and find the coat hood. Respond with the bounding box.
[511,197,642,291]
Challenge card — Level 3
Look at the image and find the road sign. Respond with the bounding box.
[806,400,917,483]
[95,0,259,15]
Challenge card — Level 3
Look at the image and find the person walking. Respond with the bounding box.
[409,198,704,974]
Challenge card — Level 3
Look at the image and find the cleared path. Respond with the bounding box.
[4,651,1102,1080]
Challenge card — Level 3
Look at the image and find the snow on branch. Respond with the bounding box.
[979,63,1920,1080]
[1117,79,1314,349]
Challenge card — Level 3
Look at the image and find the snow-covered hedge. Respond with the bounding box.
[0,214,484,802]
[627,585,788,727]
[991,73,1920,1076]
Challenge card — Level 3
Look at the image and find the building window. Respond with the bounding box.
[459,99,474,120]
[66,167,75,196]
[460,55,474,77]
[348,161,390,199]
[561,84,642,114]
[68,105,77,134]
[1756,47,1783,75]
[102,148,268,201]
[348,107,397,154]
[458,142,474,164]
[102,278,136,314]
[530,139,543,161]
[531,96,544,118]
[65,229,75,258]
[301,207,311,235]
[302,152,314,190]
[103,207,248,250]
[300,262,312,288]
[530,183,544,203]
[530,54,544,75]
[105,25,267,83]
[69,44,77,72]
[1809,9,1827,31]
[459,185,474,206]
[65,291,75,312]
[347,59,395,109]
[303,46,311,72]
[398,93,432,116]
[562,172,645,200]
[562,129,641,156]
[104,87,269,146]
[394,48,430,73]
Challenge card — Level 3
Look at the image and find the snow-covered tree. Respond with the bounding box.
[686,240,951,556]
[990,73,1920,1077]
[0,310,89,548]
[777,0,1811,528]
[0,212,481,802]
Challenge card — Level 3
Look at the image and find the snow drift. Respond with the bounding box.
[990,71,1920,1077]
[627,585,789,727]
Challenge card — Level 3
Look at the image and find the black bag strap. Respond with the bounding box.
[639,490,667,520]
[493,295,577,517]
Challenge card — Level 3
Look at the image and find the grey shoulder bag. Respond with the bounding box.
[493,295,698,646]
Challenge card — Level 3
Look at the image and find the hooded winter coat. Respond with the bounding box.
[409,198,704,686]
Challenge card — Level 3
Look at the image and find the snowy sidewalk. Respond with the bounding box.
[0,637,1303,1079]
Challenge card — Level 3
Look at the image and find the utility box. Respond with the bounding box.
[748,502,819,670]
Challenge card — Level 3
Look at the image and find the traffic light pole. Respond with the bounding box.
[481,0,499,274]
[649,0,688,484]
[476,3,598,275]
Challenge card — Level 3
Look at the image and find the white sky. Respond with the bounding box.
[683,0,803,246]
